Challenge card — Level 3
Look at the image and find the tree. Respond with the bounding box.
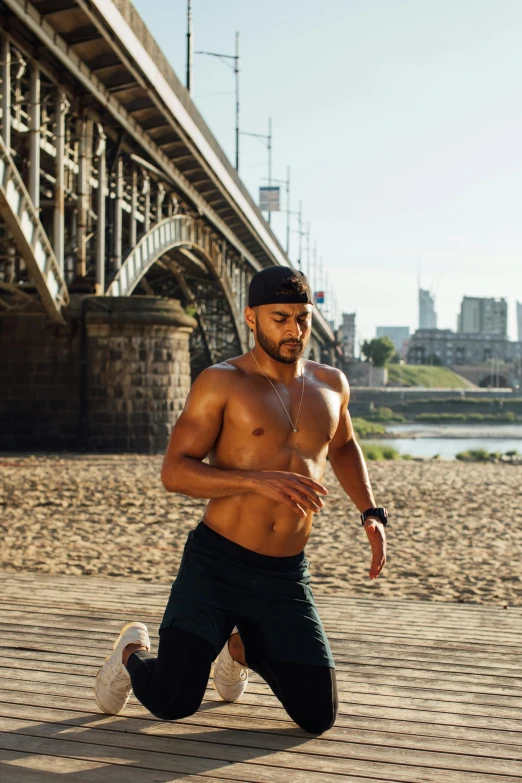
[361,337,396,368]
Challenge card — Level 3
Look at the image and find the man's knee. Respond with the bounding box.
[151,691,204,721]
[293,710,337,734]
[284,666,338,734]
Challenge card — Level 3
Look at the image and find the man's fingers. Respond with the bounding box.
[294,475,328,495]
[286,478,325,508]
[277,490,308,517]
[369,553,386,579]
[283,485,321,512]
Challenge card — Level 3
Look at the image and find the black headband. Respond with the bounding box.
[248,266,313,308]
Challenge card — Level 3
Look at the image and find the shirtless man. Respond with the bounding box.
[94,266,387,734]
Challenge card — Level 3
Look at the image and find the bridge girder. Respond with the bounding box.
[0,7,337,361]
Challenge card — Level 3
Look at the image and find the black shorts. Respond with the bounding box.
[160,521,335,669]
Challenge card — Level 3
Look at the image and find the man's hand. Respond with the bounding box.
[247,471,328,517]
[363,517,387,579]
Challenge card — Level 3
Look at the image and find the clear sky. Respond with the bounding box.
[133,0,522,345]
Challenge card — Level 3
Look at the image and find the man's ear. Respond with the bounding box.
[244,306,256,333]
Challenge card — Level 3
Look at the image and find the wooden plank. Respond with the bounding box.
[3,698,522,750]
[3,712,522,780]
[4,609,521,645]
[5,656,522,696]
[6,601,521,640]
[4,653,522,710]
[0,748,247,783]
[3,662,522,708]
[4,591,518,632]
[0,730,405,783]
[4,687,522,736]
[4,625,522,661]
[3,677,522,727]
[4,592,518,624]
[2,721,522,783]
[6,659,522,702]
[0,647,520,685]
[3,703,522,766]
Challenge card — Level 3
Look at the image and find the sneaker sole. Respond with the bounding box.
[94,622,149,714]
[94,659,128,715]
[211,674,248,702]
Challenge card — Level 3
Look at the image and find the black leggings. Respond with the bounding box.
[127,627,338,735]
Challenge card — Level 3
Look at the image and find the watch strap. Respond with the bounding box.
[361,507,388,526]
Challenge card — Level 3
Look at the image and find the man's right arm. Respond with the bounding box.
[161,364,245,498]
[161,365,327,516]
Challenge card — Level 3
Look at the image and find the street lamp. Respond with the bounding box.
[242,118,272,182]
[288,200,304,269]
[196,33,240,171]
[186,0,193,94]
[262,166,291,249]
[242,118,273,222]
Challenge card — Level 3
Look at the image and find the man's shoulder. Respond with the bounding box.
[195,356,248,388]
[307,360,348,394]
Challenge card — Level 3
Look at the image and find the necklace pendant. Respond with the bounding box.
[293,427,298,432]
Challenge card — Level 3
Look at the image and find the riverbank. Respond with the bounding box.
[1,455,521,605]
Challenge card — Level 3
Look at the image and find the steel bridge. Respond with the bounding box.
[0,0,337,381]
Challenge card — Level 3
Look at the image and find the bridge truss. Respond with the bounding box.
[0,0,336,374]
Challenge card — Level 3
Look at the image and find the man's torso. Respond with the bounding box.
[203,355,343,555]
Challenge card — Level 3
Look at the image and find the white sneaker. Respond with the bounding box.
[94,621,150,715]
[212,629,248,702]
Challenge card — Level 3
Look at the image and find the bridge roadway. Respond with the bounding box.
[0,0,338,452]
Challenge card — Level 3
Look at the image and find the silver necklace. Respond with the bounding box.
[250,350,305,432]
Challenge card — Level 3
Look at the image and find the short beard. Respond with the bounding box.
[255,321,306,364]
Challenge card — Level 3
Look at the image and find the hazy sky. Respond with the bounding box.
[133,0,522,344]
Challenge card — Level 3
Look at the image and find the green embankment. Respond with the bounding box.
[415,412,522,423]
[387,365,472,388]
[353,418,412,460]
[456,448,520,462]
[352,418,387,438]
[361,444,410,461]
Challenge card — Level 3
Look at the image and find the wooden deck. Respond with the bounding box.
[0,572,521,782]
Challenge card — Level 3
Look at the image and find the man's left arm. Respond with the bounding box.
[327,371,387,580]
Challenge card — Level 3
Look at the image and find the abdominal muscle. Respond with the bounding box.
[202,449,327,557]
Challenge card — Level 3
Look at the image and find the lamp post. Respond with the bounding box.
[186,0,193,94]
[196,33,240,170]
[242,118,273,222]
[262,166,290,249]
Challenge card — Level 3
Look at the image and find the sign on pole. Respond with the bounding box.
[259,186,280,212]
[314,291,325,304]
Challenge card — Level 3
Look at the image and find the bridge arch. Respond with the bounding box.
[106,215,249,375]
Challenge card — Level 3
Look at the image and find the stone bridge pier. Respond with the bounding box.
[0,297,196,453]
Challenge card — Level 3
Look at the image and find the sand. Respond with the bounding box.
[1,455,521,605]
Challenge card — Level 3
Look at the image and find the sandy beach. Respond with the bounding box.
[1,455,521,605]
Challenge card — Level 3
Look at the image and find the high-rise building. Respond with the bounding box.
[457,297,507,337]
[419,289,437,329]
[376,326,410,355]
[517,301,522,342]
[341,313,356,361]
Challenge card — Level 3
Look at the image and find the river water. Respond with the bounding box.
[364,422,522,459]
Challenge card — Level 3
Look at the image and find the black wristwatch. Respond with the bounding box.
[360,507,389,526]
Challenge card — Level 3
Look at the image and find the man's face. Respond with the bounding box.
[247,303,313,364]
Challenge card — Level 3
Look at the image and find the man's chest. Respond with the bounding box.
[223,380,340,448]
